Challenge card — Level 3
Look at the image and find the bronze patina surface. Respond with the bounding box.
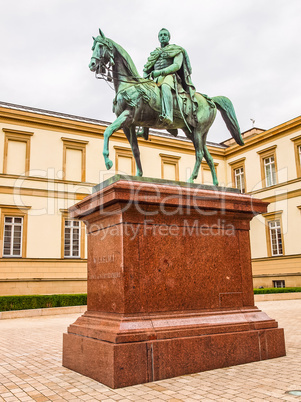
[89,29,244,185]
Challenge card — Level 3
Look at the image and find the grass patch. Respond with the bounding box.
[254,287,301,294]
[0,294,87,312]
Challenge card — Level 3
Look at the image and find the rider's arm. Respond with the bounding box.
[161,53,183,76]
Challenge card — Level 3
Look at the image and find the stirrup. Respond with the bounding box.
[159,115,173,126]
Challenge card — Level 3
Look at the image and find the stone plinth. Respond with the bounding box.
[63,175,286,388]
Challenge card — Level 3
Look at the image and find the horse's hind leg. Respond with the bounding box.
[204,144,218,186]
[123,126,143,176]
[103,110,130,170]
[187,128,205,183]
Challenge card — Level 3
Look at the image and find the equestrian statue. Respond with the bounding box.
[89,28,244,185]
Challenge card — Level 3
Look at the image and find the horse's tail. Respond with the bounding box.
[212,96,244,145]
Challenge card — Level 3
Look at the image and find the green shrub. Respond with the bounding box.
[0,294,87,312]
[254,287,301,294]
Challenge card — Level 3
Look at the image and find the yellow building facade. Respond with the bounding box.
[0,102,300,295]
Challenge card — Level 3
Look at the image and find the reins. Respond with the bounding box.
[92,59,154,87]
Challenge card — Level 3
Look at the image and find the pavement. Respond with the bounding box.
[0,300,301,402]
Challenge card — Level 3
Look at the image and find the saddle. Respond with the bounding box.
[115,80,215,133]
[139,81,199,128]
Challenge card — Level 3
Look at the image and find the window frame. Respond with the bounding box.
[64,219,81,259]
[291,134,301,178]
[3,129,34,175]
[273,280,285,288]
[3,216,24,257]
[257,146,278,188]
[61,210,85,259]
[61,137,88,182]
[268,220,283,256]
[263,210,285,257]
[229,158,246,193]
[160,153,181,181]
[264,156,277,187]
[0,205,30,258]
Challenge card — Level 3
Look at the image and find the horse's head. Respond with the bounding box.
[89,29,114,78]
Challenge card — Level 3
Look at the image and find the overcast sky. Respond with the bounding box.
[1,0,300,143]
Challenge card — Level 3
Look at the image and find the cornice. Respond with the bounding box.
[2,128,34,136]
[249,177,301,196]
[0,277,87,282]
[0,173,95,186]
[256,145,277,155]
[0,204,31,210]
[2,104,300,161]
[252,254,301,262]
[291,134,301,143]
[261,188,301,203]
[61,137,89,145]
[225,116,301,157]
[0,184,90,200]
[228,157,246,165]
[253,272,301,277]
[0,257,87,263]
[262,210,283,218]
[159,153,181,160]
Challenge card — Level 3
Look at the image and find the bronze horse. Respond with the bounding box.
[89,30,244,185]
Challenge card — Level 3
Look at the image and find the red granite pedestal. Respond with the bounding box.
[62,176,286,389]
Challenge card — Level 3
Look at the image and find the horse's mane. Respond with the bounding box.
[109,39,142,81]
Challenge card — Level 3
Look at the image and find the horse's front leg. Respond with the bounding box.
[103,110,130,170]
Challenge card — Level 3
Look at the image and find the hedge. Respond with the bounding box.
[1,288,301,312]
[0,294,87,312]
[254,287,301,294]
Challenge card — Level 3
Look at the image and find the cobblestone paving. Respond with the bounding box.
[0,300,301,401]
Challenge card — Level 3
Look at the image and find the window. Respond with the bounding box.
[61,210,85,259]
[229,158,246,193]
[234,167,245,193]
[3,216,23,257]
[263,210,285,258]
[0,205,30,258]
[268,220,283,256]
[160,154,181,181]
[3,129,33,175]
[114,146,135,175]
[273,280,285,288]
[62,137,88,182]
[64,220,81,258]
[264,156,276,187]
[257,146,278,188]
[291,135,301,177]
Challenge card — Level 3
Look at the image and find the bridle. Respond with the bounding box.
[91,39,154,87]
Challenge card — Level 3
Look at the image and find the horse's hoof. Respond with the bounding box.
[136,170,143,177]
[187,178,194,183]
[105,160,113,170]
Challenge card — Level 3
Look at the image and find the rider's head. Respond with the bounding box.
[158,28,170,46]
